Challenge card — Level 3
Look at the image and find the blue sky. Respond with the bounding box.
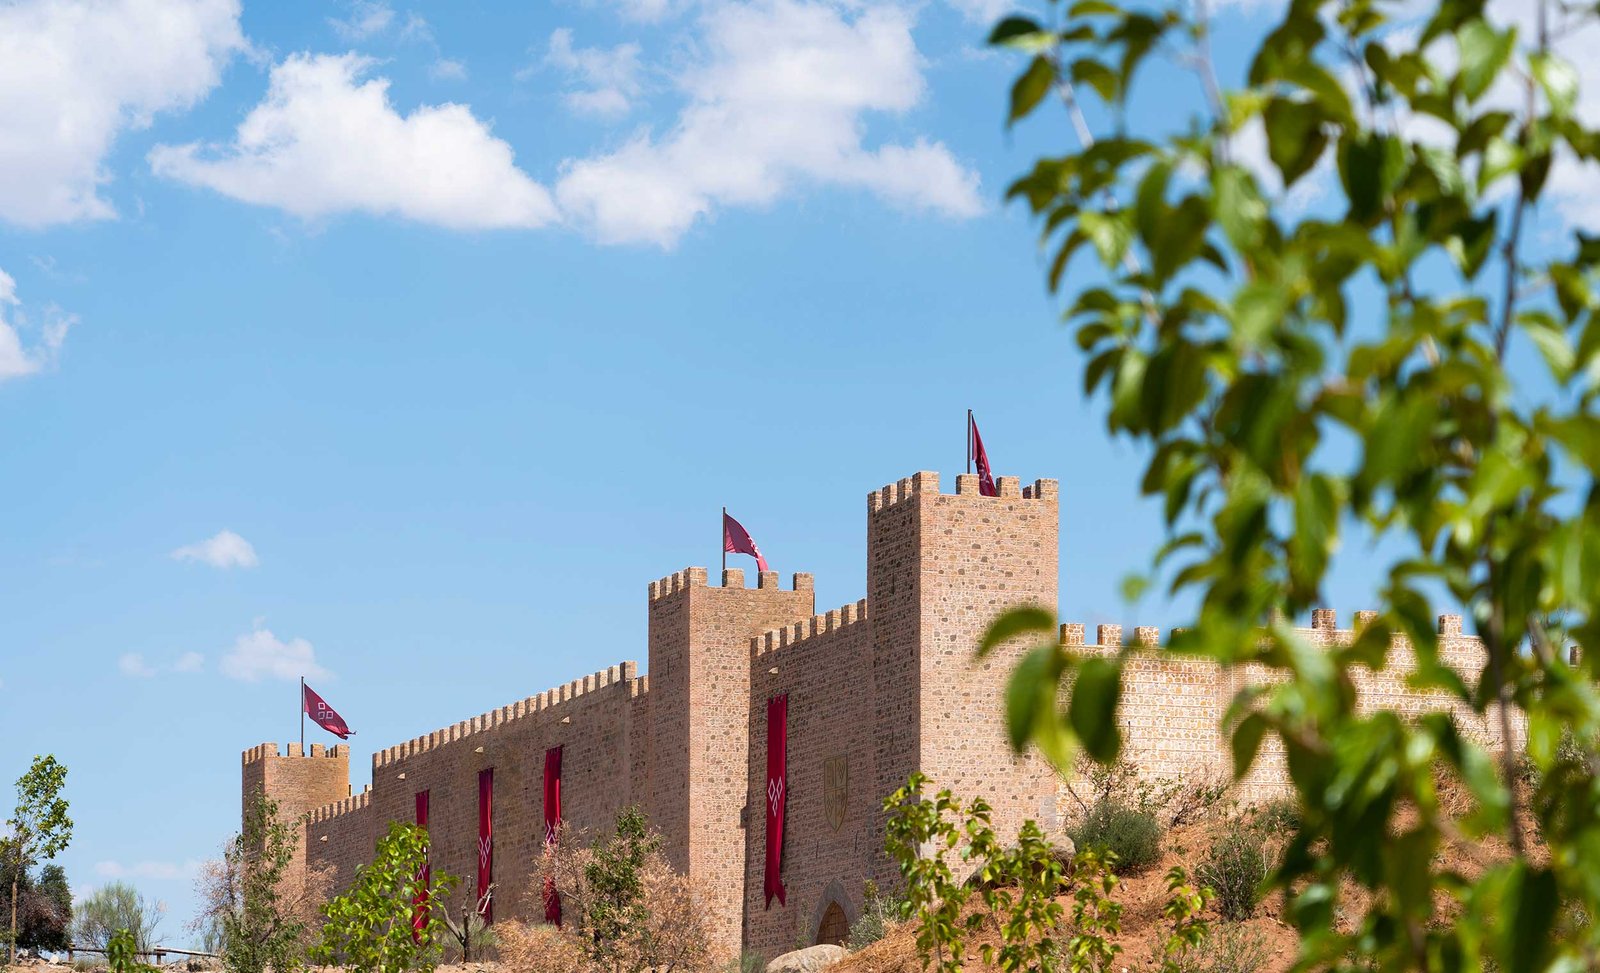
[0,0,1591,946]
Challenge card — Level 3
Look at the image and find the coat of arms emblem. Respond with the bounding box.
[823,755,848,831]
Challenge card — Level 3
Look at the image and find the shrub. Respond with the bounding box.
[73,883,162,952]
[193,794,321,973]
[1248,800,1299,837]
[1196,832,1267,922]
[847,880,907,949]
[312,822,457,973]
[492,920,584,973]
[1194,925,1268,973]
[1068,801,1162,874]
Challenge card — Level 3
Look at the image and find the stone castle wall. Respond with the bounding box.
[241,468,1523,960]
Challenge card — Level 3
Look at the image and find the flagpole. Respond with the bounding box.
[967,410,973,474]
[721,506,727,577]
[300,676,305,753]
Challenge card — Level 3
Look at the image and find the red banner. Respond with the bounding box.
[764,694,788,909]
[969,413,997,497]
[302,683,353,739]
[478,769,493,923]
[543,746,562,926]
[723,512,770,573]
[412,790,430,940]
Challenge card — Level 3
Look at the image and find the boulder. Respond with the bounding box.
[765,944,847,973]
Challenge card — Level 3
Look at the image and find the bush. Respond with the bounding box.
[492,921,584,973]
[1068,801,1162,874]
[847,880,907,949]
[1193,925,1268,973]
[73,883,162,952]
[1196,832,1267,922]
[312,822,457,973]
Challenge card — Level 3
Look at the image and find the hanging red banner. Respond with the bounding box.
[412,790,430,940]
[764,694,788,909]
[478,768,493,923]
[543,746,563,926]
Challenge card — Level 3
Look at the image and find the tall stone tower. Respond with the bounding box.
[240,743,351,889]
[646,566,815,957]
[867,471,1060,872]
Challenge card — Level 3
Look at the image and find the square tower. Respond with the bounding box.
[646,566,815,958]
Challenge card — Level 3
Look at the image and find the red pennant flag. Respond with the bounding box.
[412,791,430,940]
[477,769,493,923]
[542,746,562,926]
[723,512,770,573]
[968,413,998,497]
[763,694,788,909]
[303,683,353,739]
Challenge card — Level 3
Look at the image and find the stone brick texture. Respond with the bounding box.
[242,469,1523,961]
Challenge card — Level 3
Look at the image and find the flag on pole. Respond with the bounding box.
[302,683,353,739]
[723,512,770,573]
[968,413,998,497]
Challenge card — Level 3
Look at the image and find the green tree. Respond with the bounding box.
[582,805,658,973]
[985,0,1600,965]
[73,883,162,953]
[6,755,71,963]
[214,794,307,973]
[313,822,456,973]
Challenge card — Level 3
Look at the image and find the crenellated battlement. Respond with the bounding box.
[750,599,870,660]
[242,742,350,765]
[372,661,638,770]
[649,566,814,602]
[1057,610,1476,649]
[868,471,1061,514]
[308,788,371,825]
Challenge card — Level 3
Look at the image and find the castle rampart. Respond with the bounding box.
[242,468,1522,960]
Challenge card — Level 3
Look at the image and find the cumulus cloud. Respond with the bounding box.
[94,860,198,881]
[170,529,259,569]
[329,1,394,41]
[118,653,156,678]
[173,651,205,673]
[150,53,558,230]
[542,29,645,118]
[221,625,329,682]
[0,0,245,228]
[555,0,983,247]
[0,268,74,383]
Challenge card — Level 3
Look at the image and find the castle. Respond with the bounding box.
[241,470,1518,959]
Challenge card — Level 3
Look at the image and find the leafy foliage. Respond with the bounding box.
[984,0,1600,963]
[1196,832,1267,922]
[1158,866,1212,973]
[1058,851,1120,973]
[106,928,157,973]
[312,822,457,973]
[73,883,162,953]
[0,861,71,952]
[1067,801,1162,874]
[198,793,313,973]
[6,755,71,963]
[884,773,1083,973]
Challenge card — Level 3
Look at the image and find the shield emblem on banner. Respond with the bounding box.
[823,755,848,831]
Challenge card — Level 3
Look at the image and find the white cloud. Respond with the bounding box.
[0,267,75,383]
[594,0,680,22]
[221,625,329,682]
[430,58,468,81]
[555,0,983,247]
[119,653,156,678]
[151,53,558,230]
[94,860,199,882]
[543,28,644,119]
[329,1,394,41]
[173,651,205,673]
[171,529,259,569]
[942,0,1013,23]
[0,0,245,228]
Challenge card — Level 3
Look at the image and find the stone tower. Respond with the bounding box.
[240,743,351,889]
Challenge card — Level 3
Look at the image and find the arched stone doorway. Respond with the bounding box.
[816,901,849,946]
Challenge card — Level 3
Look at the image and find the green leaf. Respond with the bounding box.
[1507,864,1557,973]
[1519,310,1575,381]
[1531,52,1579,117]
[1010,56,1056,128]
[1005,644,1071,762]
[1069,657,1123,763]
[1071,59,1120,103]
[1457,20,1515,102]
[1231,712,1268,778]
[1079,209,1133,267]
[1264,97,1328,186]
[978,605,1059,658]
[989,15,1045,47]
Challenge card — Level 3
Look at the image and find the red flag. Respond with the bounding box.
[723,512,770,573]
[303,683,353,739]
[412,791,430,940]
[763,694,788,909]
[542,746,562,926]
[968,413,997,497]
[477,769,493,923]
